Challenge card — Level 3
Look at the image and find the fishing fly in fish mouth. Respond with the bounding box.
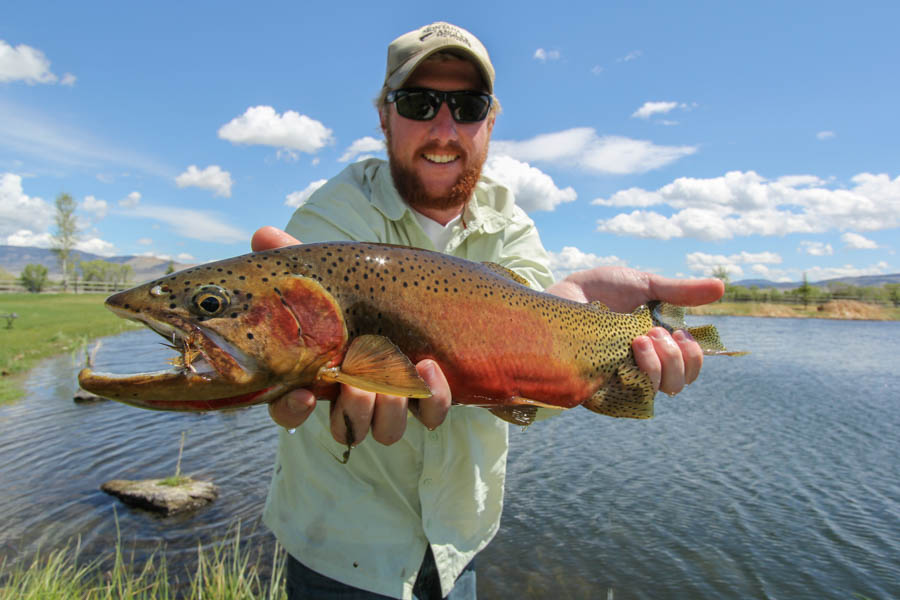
[78,241,743,423]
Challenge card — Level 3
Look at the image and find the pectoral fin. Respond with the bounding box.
[317,335,432,398]
[583,363,655,419]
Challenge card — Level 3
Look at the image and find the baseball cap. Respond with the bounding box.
[384,22,495,93]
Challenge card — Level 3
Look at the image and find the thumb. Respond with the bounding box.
[252,226,302,252]
[648,276,725,307]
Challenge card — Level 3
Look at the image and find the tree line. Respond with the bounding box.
[712,267,900,307]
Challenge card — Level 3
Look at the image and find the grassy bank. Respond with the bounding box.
[689,299,900,321]
[0,526,286,599]
[0,293,139,405]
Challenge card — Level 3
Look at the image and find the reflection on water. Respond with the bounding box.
[0,329,279,571]
[1,318,899,599]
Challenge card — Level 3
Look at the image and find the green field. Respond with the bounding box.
[0,293,140,405]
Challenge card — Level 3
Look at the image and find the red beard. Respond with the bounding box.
[386,138,486,213]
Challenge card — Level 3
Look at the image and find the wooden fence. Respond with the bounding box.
[0,279,131,294]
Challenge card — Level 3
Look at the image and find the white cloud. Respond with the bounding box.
[176,252,195,262]
[126,205,246,243]
[533,48,561,62]
[175,165,233,197]
[60,73,76,86]
[547,246,627,281]
[285,179,328,208]
[591,65,604,75]
[119,191,141,207]
[799,241,834,256]
[75,237,115,256]
[0,173,54,238]
[806,261,890,281]
[483,154,576,212]
[841,232,878,249]
[0,40,72,85]
[0,100,172,177]
[618,50,642,62]
[218,106,333,155]
[338,136,384,163]
[6,228,53,247]
[816,131,835,141]
[632,101,678,119]
[492,128,696,175]
[594,171,900,240]
[137,237,153,245]
[82,195,108,219]
[685,250,783,278]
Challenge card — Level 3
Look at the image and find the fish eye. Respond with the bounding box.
[190,286,230,317]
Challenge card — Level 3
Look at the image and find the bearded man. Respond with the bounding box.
[251,22,722,600]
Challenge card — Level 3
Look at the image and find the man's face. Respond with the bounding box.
[381,58,494,212]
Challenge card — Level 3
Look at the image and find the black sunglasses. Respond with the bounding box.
[385,88,493,123]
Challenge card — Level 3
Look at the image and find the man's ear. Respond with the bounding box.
[379,106,389,135]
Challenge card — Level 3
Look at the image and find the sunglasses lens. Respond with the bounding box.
[391,89,491,123]
[395,92,438,120]
[449,93,490,123]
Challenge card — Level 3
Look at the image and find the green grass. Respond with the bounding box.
[0,523,287,599]
[0,293,140,405]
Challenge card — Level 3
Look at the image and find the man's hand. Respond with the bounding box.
[547,266,724,396]
[251,226,452,446]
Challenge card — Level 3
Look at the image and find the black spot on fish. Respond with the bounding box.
[247,333,254,340]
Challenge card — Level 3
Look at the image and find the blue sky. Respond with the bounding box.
[2,1,898,283]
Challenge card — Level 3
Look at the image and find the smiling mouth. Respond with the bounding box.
[423,152,459,164]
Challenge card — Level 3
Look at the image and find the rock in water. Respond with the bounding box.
[100,478,218,515]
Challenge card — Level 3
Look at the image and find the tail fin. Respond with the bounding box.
[650,301,747,356]
[582,363,655,419]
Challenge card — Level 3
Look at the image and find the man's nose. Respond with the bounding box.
[428,103,458,141]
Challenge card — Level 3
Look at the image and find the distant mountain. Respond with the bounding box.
[733,273,900,290]
[0,246,196,283]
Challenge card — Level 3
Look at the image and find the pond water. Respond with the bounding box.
[1,316,898,599]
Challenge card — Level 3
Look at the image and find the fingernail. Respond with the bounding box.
[634,335,652,351]
[674,329,695,342]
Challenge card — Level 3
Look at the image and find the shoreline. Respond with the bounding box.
[688,299,899,321]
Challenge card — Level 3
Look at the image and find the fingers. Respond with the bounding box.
[413,360,452,430]
[251,226,301,252]
[634,327,687,395]
[328,359,453,447]
[268,388,316,429]
[331,385,376,446]
[673,329,703,385]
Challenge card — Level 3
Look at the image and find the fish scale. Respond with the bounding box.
[78,242,744,424]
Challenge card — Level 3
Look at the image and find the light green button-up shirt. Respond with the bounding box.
[263,158,554,599]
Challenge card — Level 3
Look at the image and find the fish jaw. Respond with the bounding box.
[77,297,274,410]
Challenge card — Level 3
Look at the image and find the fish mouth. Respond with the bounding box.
[77,307,271,411]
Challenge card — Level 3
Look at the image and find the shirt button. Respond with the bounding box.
[423,478,433,486]
[429,431,438,441]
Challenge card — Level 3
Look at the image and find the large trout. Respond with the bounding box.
[78,242,742,425]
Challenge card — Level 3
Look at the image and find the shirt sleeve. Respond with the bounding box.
[494,211,555,291]
[284,180,384,244]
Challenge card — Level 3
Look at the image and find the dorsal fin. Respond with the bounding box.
[481,262,531,287]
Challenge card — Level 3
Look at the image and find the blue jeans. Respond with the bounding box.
[285,546,476,600]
